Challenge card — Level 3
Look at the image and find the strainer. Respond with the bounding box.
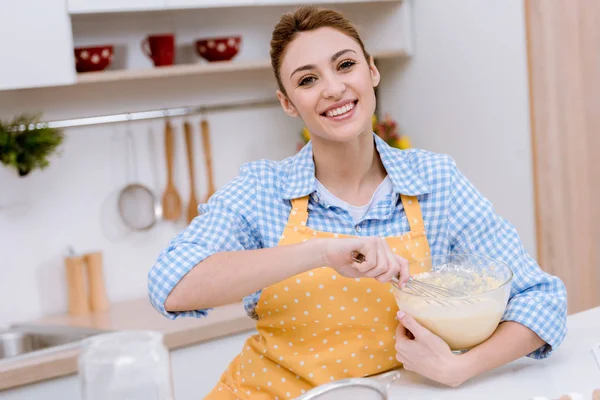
[117,124,161,231]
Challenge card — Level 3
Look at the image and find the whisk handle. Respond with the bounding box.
[351,251,402,286]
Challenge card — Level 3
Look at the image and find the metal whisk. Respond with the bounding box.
[351,251,474,302]
[402,278,467,298]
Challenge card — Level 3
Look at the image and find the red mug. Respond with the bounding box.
[142,34,175,67]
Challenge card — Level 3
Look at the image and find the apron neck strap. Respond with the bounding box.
[289,196,310,228]
[400,195,425,232]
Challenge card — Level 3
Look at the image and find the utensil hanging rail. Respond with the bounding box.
[10,97,281,131]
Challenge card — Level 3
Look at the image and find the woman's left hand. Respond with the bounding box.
[395,310,467,387]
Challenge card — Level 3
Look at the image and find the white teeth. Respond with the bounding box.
[326,102,355,117]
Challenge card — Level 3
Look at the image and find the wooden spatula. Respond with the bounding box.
[162,118,182,221]
[201,118,216,202]
[184,120,198,223]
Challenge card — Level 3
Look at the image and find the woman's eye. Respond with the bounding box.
[299,76,316,86]
[339,60,356,70]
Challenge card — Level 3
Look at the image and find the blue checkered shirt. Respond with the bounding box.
[148,133,567,359]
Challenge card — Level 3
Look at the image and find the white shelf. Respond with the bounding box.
[76,49,408,85]
[165,0,400,12]
[69,0,401,15]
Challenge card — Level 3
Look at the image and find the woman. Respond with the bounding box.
[148,6,567,399]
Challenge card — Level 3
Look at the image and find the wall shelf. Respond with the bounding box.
[75,49,408,85]
[68,0,401,15]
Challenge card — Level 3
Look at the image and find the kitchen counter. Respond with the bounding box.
[388,306,600,399]
[0,298,255,391]
[2,300,599,397]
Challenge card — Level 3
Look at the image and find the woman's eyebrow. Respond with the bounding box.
[289,49,357,79]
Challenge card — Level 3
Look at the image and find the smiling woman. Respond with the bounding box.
[147,5,568,400]
[273,12,379,150]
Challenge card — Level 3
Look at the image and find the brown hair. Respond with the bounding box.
[270,6,370,95]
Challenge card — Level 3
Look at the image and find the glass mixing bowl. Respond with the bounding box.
[391,253,513,352]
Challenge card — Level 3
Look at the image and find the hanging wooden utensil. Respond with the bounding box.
[184,120,199,223]
[201,118,216,202]
[162,118,182,221]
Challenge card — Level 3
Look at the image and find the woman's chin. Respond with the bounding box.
[318,125,372,143]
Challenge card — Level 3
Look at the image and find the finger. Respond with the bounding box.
[375,240,401,283]
[394,323,412,349]
[401,361,414,371]
[397,311,428,339]
[353,258,376,274]
[394,255,410,286]
[353,239,382,275]
[367,239,390,280]
[351,241,378,273]
[395,352,405,364]
[395,352,407,365]
[365,260,388,280]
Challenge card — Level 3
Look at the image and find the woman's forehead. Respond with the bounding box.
[281,27,361,73]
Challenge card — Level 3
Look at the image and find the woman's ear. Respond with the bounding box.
[368,55,381,88]
[277,90,299,118]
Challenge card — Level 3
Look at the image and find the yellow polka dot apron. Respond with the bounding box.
[205,194,431,399]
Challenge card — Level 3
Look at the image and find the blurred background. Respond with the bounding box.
[0,0,598,398]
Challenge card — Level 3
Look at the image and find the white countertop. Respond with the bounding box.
[387,306,600,399]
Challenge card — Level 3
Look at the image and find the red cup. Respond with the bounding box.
[142,34,175,67]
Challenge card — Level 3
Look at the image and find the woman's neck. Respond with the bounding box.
[312,131,387,206]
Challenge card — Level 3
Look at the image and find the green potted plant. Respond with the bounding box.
[0,114,64,177]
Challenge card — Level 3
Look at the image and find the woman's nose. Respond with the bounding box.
[321,75,346,100]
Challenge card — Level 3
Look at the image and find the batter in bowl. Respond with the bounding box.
[393,268,509,351]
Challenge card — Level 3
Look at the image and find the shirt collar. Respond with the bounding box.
[281,133,430,200]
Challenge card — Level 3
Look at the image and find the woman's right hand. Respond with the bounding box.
[319,237,409,285]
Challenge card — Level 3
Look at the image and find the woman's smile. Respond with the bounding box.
[321,99,358,121]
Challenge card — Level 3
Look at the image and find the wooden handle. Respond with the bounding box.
[85,252,109,312]
[65,255,90,316]
[184,121,196,190]
[185,120,199,223]
[165,119,175,184]
[201,119,216,195]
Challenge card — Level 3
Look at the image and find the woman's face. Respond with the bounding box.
[277,27,380,143]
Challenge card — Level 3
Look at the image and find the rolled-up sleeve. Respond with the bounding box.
[446,159,567,359]
[148,165,263,319]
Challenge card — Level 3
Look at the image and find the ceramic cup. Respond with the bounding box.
[142,34,175,67]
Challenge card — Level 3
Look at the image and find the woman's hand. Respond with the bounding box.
[395,310,466,387]
[320,237,409,284]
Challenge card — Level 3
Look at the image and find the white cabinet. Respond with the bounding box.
[254,0,397,4]
[164,0,399,11]
[164,0,256,9]
[0,0,76,91]
[0,375,79,400]
[68,0,165,14]
[170,330,255,400]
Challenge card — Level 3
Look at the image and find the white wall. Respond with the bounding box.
[0,1,411,325]
[0,70,302,325]
[0,0,537,325]
[379,0,537,256]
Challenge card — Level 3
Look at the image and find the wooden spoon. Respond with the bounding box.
[201,119,216,202]
[184,120,198,223]
[161,118,182,221]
